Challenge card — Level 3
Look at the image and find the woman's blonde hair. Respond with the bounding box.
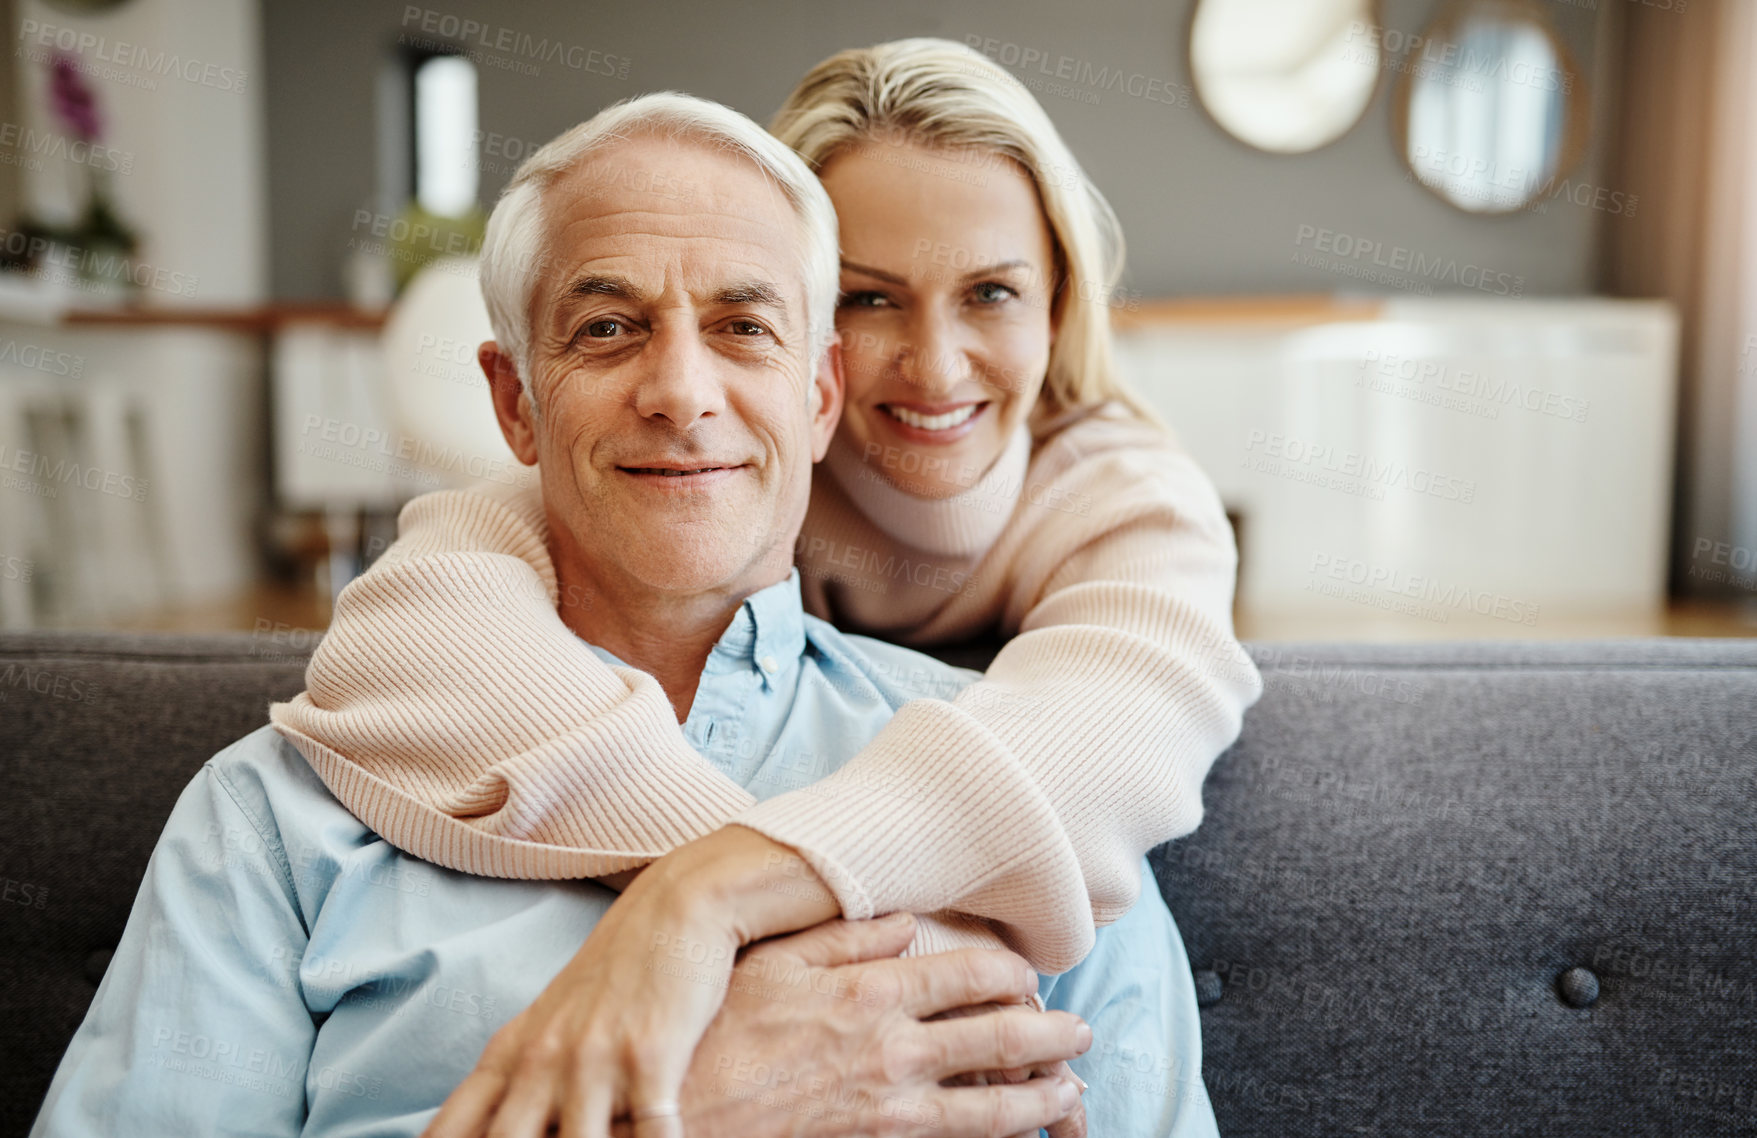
[770,37,1159,426]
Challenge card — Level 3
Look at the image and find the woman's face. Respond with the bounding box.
[818,139,1057,499]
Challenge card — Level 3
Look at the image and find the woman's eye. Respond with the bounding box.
[972,281,1018,304]
[838,290,892,309]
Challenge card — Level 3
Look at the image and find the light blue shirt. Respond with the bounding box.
[33,572,1216,1137]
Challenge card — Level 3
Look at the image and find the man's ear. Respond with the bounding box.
[808,336,845,462]
[480,341,540,466]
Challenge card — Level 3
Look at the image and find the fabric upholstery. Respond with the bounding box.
[2,633,1752,1137]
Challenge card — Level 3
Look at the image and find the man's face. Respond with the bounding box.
[484,135,842,602]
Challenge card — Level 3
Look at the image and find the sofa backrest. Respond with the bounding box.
[1152,638,1757,1135]
[1,632,313,1137]
[2,633,1753,1136]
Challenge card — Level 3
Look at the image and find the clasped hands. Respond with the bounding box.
[423,826,1090,1138]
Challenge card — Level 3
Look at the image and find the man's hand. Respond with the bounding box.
[935,1002,1089,1138]
[620,914,1090,1137]
[421,825,850,1138]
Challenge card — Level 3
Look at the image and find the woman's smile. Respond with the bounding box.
[875,399,991,443]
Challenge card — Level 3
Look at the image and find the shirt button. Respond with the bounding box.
[758,655,779,674]
[1557,966,1600,1008]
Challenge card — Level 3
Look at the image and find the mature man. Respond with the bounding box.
[32,95,1213,1137]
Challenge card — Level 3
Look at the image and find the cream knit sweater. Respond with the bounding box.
[270,403,1261,972]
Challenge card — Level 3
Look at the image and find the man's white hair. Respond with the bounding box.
[478,92,841,402]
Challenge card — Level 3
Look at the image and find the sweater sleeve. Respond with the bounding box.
[269,483,759,880]
[734,434,1262,972]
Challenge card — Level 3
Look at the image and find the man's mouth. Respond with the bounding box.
[619,465,735,476]
[879,402,988,432]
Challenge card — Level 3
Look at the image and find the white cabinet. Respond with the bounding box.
[1115,298,1678,629]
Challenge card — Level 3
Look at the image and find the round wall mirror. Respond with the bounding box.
[1190,0,1383,155]
[1393,0,1589,213]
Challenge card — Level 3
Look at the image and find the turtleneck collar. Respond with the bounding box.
[821,424,1032,559]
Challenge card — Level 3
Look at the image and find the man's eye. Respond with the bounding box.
[583,319,623,338]
[971,281,1017,304]
[838,290,892,309]
[728,319,770,336]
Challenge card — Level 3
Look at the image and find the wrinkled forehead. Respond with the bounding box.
[534,135,810,311]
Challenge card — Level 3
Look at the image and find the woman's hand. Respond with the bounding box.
[423,825,843,1138]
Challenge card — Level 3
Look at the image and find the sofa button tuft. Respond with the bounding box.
[84,948,115,987]
[1193,969,1223,1007]
[1558,966,1599,1008]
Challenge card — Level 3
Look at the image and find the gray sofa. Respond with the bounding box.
[3,631,1754,1136]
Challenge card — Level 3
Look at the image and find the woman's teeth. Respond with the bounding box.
[884,404,980,431]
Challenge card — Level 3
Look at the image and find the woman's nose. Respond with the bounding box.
[896,309,968,396]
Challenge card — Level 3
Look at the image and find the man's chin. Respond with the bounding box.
[616,535,779,596]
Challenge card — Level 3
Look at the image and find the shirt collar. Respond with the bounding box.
[576,570,807,691]
[704,569,806,690]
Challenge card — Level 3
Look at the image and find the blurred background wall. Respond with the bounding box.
[262,0,1614,301]
[0,0,1751,639]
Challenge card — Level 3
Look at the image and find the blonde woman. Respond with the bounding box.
[274,38,1258,1137]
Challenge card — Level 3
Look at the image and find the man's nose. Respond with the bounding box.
[631,326,726,427]
[896,308,970,396]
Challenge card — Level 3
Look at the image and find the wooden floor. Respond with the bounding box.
[90,579,1757,643]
